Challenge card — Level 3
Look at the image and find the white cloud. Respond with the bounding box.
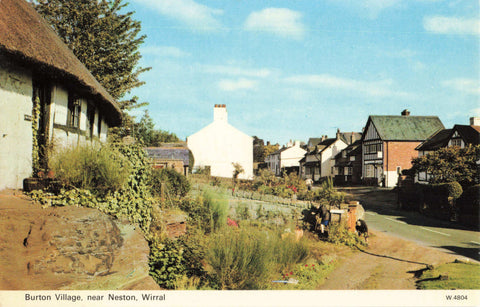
[134,0,223,32]
[140,46,190,58]
[218,78,258,91]
[284,74,411,98]
[198,64,273,78]
[244,8,306,40]
[442,78,480,95]
[424,16,480,35]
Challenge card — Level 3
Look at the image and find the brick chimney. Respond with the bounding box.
[214,104,228,122]
[401,109,410,116]
[470,117,480,126]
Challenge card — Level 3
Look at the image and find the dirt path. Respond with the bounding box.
[317,230,460,290]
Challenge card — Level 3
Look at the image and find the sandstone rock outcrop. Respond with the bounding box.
[0,192,159,290]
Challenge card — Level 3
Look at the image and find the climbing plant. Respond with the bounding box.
[31,96,40,175]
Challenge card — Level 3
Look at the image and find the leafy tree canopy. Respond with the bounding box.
[411,145,480,186]
[135,110,180,146]
[252,136,279,162]
[34,0,150,110]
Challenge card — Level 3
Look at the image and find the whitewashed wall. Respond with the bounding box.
[0,61,114,190]
[0,63,34,190]
[188,107,253,180]
[321,140,347,177]
[280,142,306,168]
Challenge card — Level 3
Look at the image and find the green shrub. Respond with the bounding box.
[446,181,463,201]
[149,238,185,289]
[270,233,309,266]
[207,227,273,289]
[150,168,190,198]
[206,226,310,290]
[177,188,229,233]
[236,202,251,220]
[31,144,155,235]
[50,144,131,194]
[327,223,365,247]
[202,188,229,232]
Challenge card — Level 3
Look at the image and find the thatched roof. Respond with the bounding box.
[0,0,122,125]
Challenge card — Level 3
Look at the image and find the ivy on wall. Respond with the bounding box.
[32,96,40,175]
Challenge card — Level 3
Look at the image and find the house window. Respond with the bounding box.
[418,171,427,181]
[97,114,102,136]
[365,143,382,154]
[451,139,462,147]
[87,103,95,138]
[68,93,81,128]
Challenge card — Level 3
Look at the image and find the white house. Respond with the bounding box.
[301,134,348,181]
[266,141,306,176]
[0,0,122,191]
[187,105,253,180]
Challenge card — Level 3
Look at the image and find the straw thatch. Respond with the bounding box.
[0,0,122,125]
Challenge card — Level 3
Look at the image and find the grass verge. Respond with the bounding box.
[417,262,480,289]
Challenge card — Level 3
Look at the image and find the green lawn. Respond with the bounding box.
[417,262,480,289]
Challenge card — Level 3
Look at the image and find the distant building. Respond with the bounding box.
[360,109,444,187]
[415,117,480,183]
[266,140,306,176]
[187,105,253,180]
[0,0,122,190]
[334,139,362,185]
[145,144,190,176]
[300,130,359,181]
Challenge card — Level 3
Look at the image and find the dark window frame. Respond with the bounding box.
[67,93,81,129]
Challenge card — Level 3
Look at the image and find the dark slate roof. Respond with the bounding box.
[416,129,452,151]
[307,138,322,147]
[145,147,190,165]
[453,125,480,145]
[338,132,362,145]
[316,138,336,153]
[368,115,444,141]
[0,0,121,125]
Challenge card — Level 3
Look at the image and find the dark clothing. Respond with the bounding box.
[356,219,368,236]
[320,205,330,223]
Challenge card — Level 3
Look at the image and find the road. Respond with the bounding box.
[344,188,480,262]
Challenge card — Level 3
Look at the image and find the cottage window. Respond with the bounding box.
[87,103,95,138]
[347,167,353,176]
[97,113,102,136]
[451,139,462,147]
[68,94,81,128]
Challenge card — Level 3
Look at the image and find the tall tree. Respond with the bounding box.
[34,0,150,110]
[411,145,480,185]
[135,110,180,146]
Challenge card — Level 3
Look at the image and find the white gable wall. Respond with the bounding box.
[0,62,34,190]
[280,142,307,168]
[188,108,253,180]
[321,140,348,177]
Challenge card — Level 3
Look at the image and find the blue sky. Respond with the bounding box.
[127,0,479,145]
